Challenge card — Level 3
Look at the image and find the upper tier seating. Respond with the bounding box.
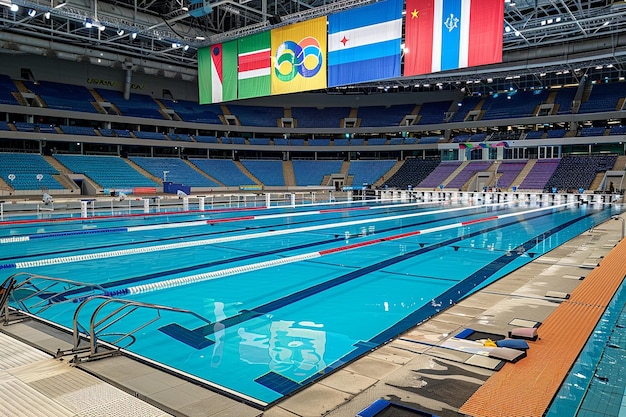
[367,138,387,146]
[194,136,219,143]
[446,161,492,190]
[546,129,567,138]
[60,125,97,136]
[419,161,463,188]
[132,131,168,140]
[240,160,285,186]
[129,157,219,187]
[518,160,560,190]
[543,154,617,192]
[357,104,415,127]
[308,138,331,146]
[481,89,549,120]
[579,126,606,137]
[389,138,404,145]
[12,122,57,134]
[249,138,271,146]
[579,82,626,113]
[160,99,223,124]
[524,130,545,140]
[227,105,283,127]
[96,89,164,119]
[189,159,254,186]
[291,107,350,128]
[0,121,10,131]
[0,152,64,190]
[0,74,19,105]
[383,158,440,189]
[417,100,452,125]
[54,154,157,189]
[450,96,483,122]
[348,160,396,186]
[418,136,441,145]
[292,160,344,186]
[24,81,98,113]
[609,125,626,135]
[553,86,576,114]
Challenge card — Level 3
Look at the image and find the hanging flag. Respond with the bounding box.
[404,0,503,76]
[327,0,402,87]
[198,41,237,104]
[238,31,271,100]
[271,17,327,95]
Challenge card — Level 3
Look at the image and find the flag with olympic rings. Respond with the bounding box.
[271,17,327,95]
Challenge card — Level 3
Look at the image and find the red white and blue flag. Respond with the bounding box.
[404,0,503,76]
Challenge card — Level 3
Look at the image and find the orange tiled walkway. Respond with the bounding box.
[460,239,626,417]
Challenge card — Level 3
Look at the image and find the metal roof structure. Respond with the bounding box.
[1,0,626,92]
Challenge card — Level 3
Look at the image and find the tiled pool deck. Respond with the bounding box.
[1,213,625,417]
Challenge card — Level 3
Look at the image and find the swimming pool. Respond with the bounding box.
[0,199,618,407]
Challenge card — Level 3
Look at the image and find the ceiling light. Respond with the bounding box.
[84,17,93,28]
[10,4,18,12]
[131,32,137,39]
[183,45,190,51]
[28,9,36,17]
[44,11,50,19]
[117,28,124,36]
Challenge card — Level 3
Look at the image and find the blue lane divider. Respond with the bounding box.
[30,227,129,240]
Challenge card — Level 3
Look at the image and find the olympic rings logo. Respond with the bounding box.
[274,37,323,82]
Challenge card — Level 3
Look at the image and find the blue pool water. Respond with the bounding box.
[0,200,619,406]
[546,276,626,417]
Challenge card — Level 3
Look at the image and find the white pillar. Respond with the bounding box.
[80,200,88,218]
[182,197,189,211]
[266,193,271,208]
[198,196,205,211]
[290,193,296,207]
[143,198,150,213]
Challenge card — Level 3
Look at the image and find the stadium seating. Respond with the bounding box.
[130,157,220,187]
[579,82,626,113]
[348,160,396,186]
[419,161,463,188]
[481,89,548,120]
[494,161,527,189]
[227,105,283,127]
[132,131,168,140]
[543,154,617,192]
[0,152,64,190]
[60,125,97,136]
[553,86,576,114]
[96,89,164,119]
[189,159,253,186]
[524,130,545,140]
[357,104,414,127]
[446,161,492,190]
[160,99,222,124]
[519,160,560,190]
[292,160,344,186]
[291,107,350,128]
[450,96,483,122]
[0,74,19,105]
[240,160,285,186]
[24,80,98,113]
[54,154,157,189]
[383,158,440,189]
[417,101,452,125]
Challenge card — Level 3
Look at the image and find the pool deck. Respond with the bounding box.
[0,213,625,417]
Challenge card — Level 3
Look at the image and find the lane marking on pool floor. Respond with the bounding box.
[2,202,569,271]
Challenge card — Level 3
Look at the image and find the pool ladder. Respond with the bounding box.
[0,272,107,324]
[67,295,212,362]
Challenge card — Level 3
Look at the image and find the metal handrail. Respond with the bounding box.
[3,272,107,318]
[72,295,212,357]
